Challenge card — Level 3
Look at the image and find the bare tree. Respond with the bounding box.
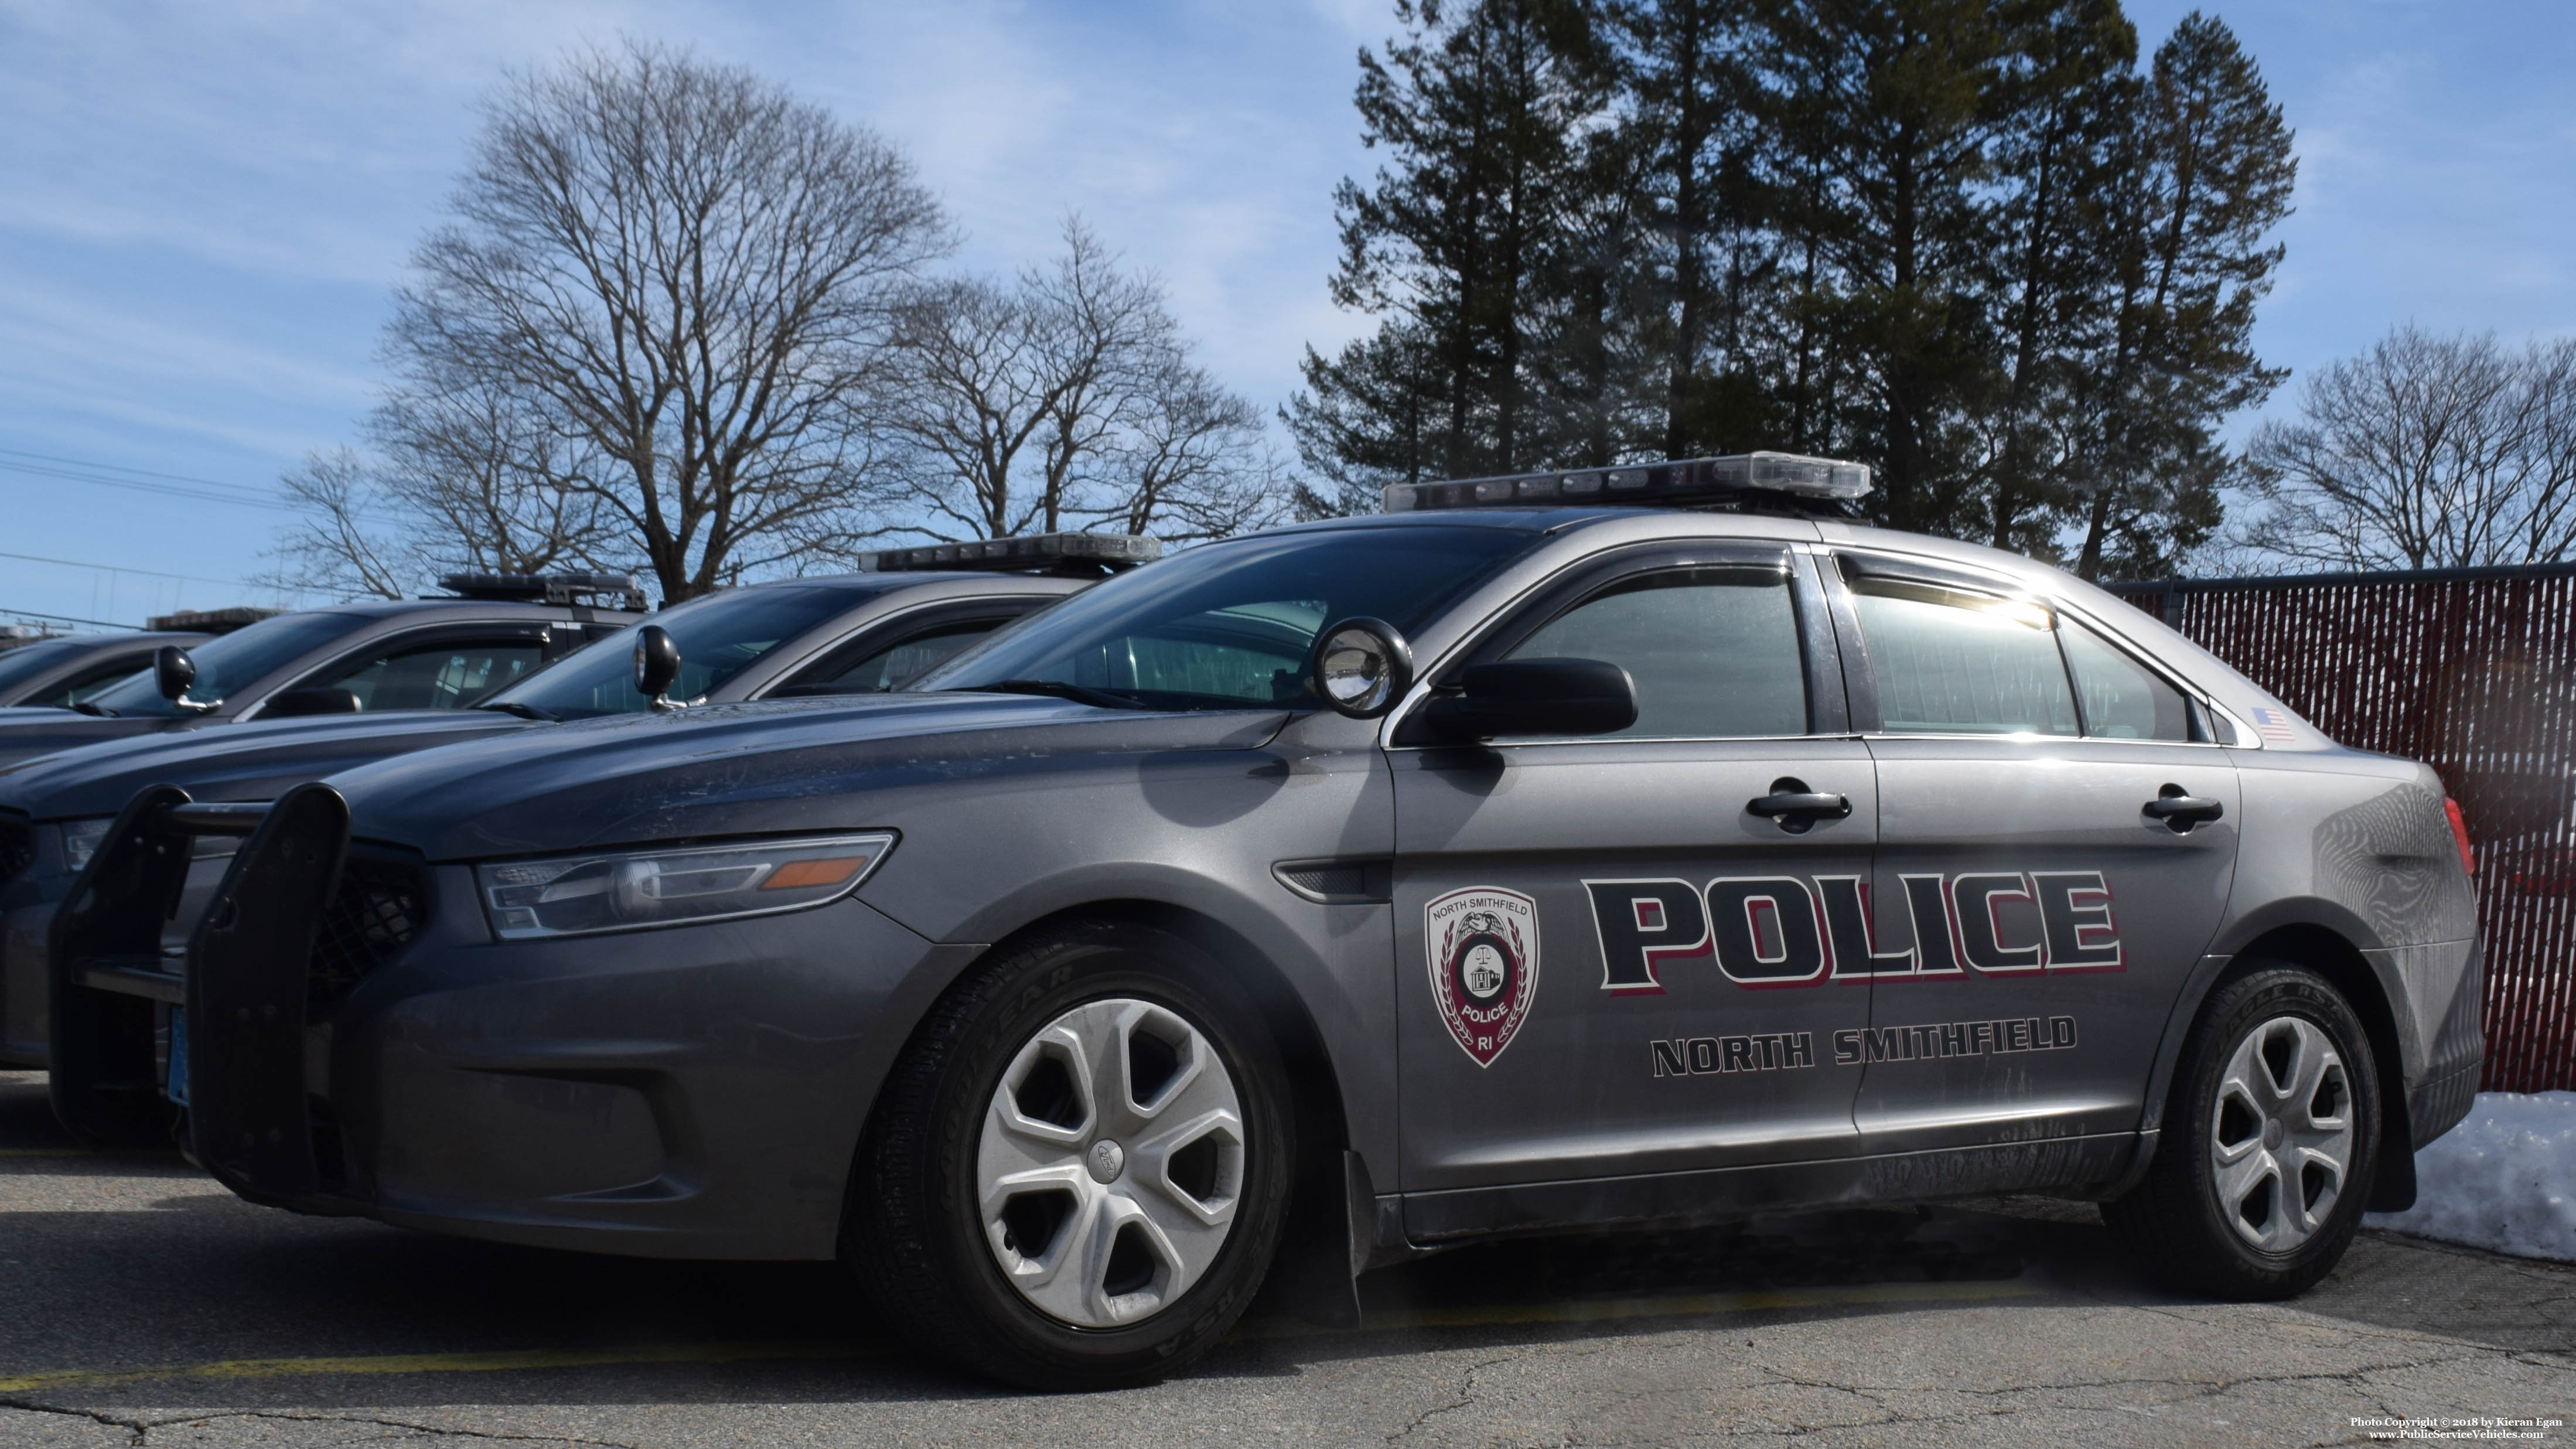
[2242,327,2576,570]
[264,379,624,601]
[879,219,1284,543]
[371,40,947,601]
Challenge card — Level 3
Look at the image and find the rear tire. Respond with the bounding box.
[847,919,1292,1390]
[2106,963,2381,1299]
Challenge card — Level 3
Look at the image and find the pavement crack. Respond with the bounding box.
[1,1397,152,1445]
[1387,1352,1521,1443]
[2,1402,647,1449]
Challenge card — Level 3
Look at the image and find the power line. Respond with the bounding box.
[0,446,278,499]
[0,446,407,527]
[0,606,144,632]
[0,548,270,591]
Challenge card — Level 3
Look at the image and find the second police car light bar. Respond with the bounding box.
[857,532,1163,574]
[1381,451,1874,514]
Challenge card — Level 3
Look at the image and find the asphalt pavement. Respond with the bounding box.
[0,1068,2567,1447]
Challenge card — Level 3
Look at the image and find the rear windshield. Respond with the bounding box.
[492,584,865,720]
[87,613,362,717]
[917,526,1539,710]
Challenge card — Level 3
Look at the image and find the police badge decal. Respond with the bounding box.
[1426,886,1540,1066]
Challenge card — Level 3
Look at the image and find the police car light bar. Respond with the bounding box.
[1381,451,1873,514]
[438,573,649,611]
[857,533,1162,574]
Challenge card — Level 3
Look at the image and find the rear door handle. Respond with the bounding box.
[1748,779,1852,833]
[2143,784,2224,831]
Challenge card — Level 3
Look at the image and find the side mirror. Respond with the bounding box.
[1418,657,1639,741]
[632,625,682,709]
[1311,617,1413,718]
[262,687,363,719]
[153,646,197,703]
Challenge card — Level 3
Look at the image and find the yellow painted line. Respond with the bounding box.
[1238,1277,2046,1339]
[0,1148,180,1159]
[0,1281,2044,1394]
[0,1341,875,1395]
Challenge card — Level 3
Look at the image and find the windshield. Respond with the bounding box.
[916,525,1540,710]
[492,584,865,720]
[87,612,362,717]
[0,639,98,697]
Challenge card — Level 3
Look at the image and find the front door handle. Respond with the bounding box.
[1748,779,1852,834]
[2143,783,2225,832]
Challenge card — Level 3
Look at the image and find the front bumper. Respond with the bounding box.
[58,784,952,1259]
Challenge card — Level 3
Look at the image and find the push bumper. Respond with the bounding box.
[57,782,953,1259]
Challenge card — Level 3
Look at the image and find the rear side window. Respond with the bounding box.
[1507,565,1807,739]
[1851,579,2076,737]
[2061,621,2194,741]
[308,637,545,710]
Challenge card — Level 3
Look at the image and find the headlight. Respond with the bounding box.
[59,817,112,873]
[477,833,896,940]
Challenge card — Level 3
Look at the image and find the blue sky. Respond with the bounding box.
[1,0,2571,628]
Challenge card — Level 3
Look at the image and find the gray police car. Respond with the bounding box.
[0,574,649,770]
[10,537,1134,1072]
[0,630,212,711]
[55,456,2481,1391]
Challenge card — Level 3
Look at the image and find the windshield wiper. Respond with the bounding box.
[70,701,117,717]
[475,700,558,722]
[961,680,1151,711]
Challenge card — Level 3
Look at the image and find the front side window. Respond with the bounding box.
[919,526,1542,710]
[1506,565,1807,738]
[1851,579,2077,737]
[87,612,363,718]
[305,637,546,711]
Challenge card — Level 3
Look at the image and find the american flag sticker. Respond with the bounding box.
[2250,706,2299,743]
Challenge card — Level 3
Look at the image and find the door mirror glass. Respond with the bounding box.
[632,625,682,705]
[262,687,363,719]
[1420,657,1639,739]
[153,645,197,703]
[1313,616,1414,718]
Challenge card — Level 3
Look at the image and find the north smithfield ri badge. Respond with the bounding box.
[1425,885,1540,1067]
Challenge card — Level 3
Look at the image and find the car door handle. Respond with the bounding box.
[1747,780,1852,830]
[2143,785,2224,831]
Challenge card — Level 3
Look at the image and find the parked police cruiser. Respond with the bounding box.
[0,574,652,771]
[55,456,2481,1391]
[0,629,214,711]
[6,537,1138,1066]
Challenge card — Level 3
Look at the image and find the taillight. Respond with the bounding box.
[2444,797,2476,876]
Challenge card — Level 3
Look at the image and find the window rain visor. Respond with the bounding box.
[87,613,362,717]
[490,585,864,720]
[479,833,896,939]
[913,526,1539,710]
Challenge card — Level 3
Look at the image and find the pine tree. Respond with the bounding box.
[1759,0,2014,536]
[2071,11,2294,578]
[1290,0,1615,487]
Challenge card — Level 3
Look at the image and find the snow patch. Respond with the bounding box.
[2365,1090,2576,1262]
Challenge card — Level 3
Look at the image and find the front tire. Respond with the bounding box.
[2106,963,2381,1299]
[848,919,1293,1390]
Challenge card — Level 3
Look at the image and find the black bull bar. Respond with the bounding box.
[51,782,352,1205]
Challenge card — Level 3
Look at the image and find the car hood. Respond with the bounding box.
[330,691,1292,862]
[0,707,176,773]
[0,710,530,821]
